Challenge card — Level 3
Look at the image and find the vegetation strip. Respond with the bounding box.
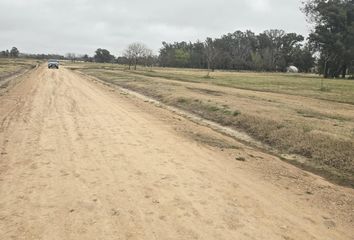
[74,66,354,187]
[0,59,39,90]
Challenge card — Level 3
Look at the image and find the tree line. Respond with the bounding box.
[91,30,314,73]
[0,47,20,58]
[1,0,352,78]
[159,0,353,78]
[159,30,314,72]
[93,1,353,78]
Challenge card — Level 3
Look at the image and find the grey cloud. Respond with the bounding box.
[0,0,308,55]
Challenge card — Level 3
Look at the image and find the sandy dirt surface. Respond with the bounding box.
[0,65,353,240]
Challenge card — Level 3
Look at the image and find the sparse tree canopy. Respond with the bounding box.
[124,43,152,70]
[65,53,76,62]
[204,38,218,72]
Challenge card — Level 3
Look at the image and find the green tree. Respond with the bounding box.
[292,45,315,72]
[280,33,305,69]
[174,49,190,67]
[10,47,19,58]
[94,48,115,63]
[157,29,309,72]
[303,0,354,78]
[82,54,90,62]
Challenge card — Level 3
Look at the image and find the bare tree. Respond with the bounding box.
[142,47,154,68]
[123,47,133,69]
[124,43,151,70]
[65,53,76,62]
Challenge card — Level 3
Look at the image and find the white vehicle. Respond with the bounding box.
[48,59,59,69]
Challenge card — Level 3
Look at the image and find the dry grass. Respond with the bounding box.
[133,69,354,105]
[67,62,354,187]
[0,58,38,81]
[172,98,354,177]
[67,63,354,104]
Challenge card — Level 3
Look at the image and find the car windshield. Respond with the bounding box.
[48,59,58,63]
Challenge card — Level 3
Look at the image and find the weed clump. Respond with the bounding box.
[176,98,189,104]
[232,110,241,116]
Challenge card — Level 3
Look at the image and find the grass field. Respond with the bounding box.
[130,69,354,105]
[0,58,39,86]
[68,63,354,104]
[67,62,354,187]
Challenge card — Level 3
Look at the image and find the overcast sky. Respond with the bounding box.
[0,0,309,56]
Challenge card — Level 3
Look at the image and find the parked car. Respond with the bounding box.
[48,59,59,69]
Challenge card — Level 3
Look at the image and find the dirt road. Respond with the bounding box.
[0,65,353,240]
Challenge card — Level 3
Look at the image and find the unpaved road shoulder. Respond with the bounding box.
[0,65,353,240]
